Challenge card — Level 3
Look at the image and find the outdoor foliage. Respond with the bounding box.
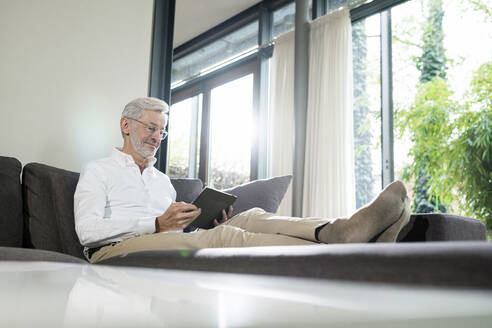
[396,0,492,227]
[465,0,492,21]
[208,168,249,190]
[168,164,249,190]
[416,0,447,84]
[444,62,492,228]
[409,0,449,213]
[168,164,189,178]
[397,62,492,228]
[396,78,454,212]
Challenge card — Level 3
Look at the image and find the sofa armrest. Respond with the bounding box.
[397,213,486,242]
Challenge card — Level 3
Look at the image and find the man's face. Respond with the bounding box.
[128,110,167,159]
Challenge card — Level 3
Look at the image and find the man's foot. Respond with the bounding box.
[375,195,411,242]
[317,180,409,244]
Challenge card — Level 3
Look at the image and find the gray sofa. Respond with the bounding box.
[1,155,491,289]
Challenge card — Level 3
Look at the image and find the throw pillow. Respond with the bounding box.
[170,178,203,203]
[222,175,292,217]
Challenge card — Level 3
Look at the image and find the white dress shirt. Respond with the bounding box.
[74,148,176,249]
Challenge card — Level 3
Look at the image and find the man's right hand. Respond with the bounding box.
[155,202,201,233]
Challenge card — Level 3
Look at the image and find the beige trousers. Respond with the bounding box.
[90,208,330,263]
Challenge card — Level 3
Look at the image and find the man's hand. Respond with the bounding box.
[213,205,233,227]
[155,202,201,233]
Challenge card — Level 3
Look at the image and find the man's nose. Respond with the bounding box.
[150,130,162,140]
[150,135,160,143]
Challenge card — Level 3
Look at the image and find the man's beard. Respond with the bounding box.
[130,126,159,159]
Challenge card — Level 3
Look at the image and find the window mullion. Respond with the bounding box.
[255,3,272,180]
[380,9,394,188]
[188,95,200,178]
[312,0,327,19]
[198,86,211,185]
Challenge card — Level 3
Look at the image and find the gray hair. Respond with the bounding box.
[121,97,169,137]
[122,97,169,119]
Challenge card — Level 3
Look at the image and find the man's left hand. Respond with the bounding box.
[213,205,233,226]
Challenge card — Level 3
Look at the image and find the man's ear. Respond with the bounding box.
[120,117,130,136]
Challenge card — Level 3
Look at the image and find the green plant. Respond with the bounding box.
[409,0,450,213]
[398,62,492,228]
[465,0,492,21]
[416,0,447,84]
[442,62,492,228]
[396,77,455,209]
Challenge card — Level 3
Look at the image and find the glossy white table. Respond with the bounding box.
[1,261,491,327]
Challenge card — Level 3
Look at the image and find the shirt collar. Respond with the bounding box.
[111,148,157,169]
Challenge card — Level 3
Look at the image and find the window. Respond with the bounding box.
[390,0,492,214]
[170,60,259,189]
[352,13,382,208]
[272,2,295,38]
[166,0,491,223]
[167,94,201,178]
[208,74,254,189]
[349,0,492,218]
[172,21,259,87]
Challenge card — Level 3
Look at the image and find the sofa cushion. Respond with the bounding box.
[171,178,203,203]
[222,175,292,217]
[0,246,85,263]
[97,241,492,289]
[397,213,486,242]
[0,156,23,247]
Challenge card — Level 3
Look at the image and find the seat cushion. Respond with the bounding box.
[222,175,292,217]
[97,241,492,289]
[0,246,85,263]
[0,156,24,247]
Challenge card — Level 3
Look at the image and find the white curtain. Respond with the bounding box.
[302,9,356,218]
[268,31,295,216]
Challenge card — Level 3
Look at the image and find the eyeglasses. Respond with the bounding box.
[126,117,168,140]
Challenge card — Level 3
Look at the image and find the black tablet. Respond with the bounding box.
[185,187,237,230]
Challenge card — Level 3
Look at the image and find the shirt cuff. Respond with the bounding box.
[136,217,158,235]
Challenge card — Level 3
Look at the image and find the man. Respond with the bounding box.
[74,97,411,263]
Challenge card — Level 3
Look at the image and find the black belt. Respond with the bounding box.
[87,242,119,259]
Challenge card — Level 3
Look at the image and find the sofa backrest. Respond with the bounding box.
[22,162,203,259]
[397,213,486,241]
[0,156,24,247]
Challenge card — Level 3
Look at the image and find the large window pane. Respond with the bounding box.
[208,74,254,189]
[327,0,376,11]
[352,14,382,209]
[392,0,492,214]
[172,21,258,86]
[272,3,295,38]
[391,0,422,198]
[167,95,201,178]
[309,0,378,20]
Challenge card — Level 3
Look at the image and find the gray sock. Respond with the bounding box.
[318,180,409,244]
[375,195,411,243]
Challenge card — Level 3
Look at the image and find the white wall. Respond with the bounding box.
[0,0,154,171]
